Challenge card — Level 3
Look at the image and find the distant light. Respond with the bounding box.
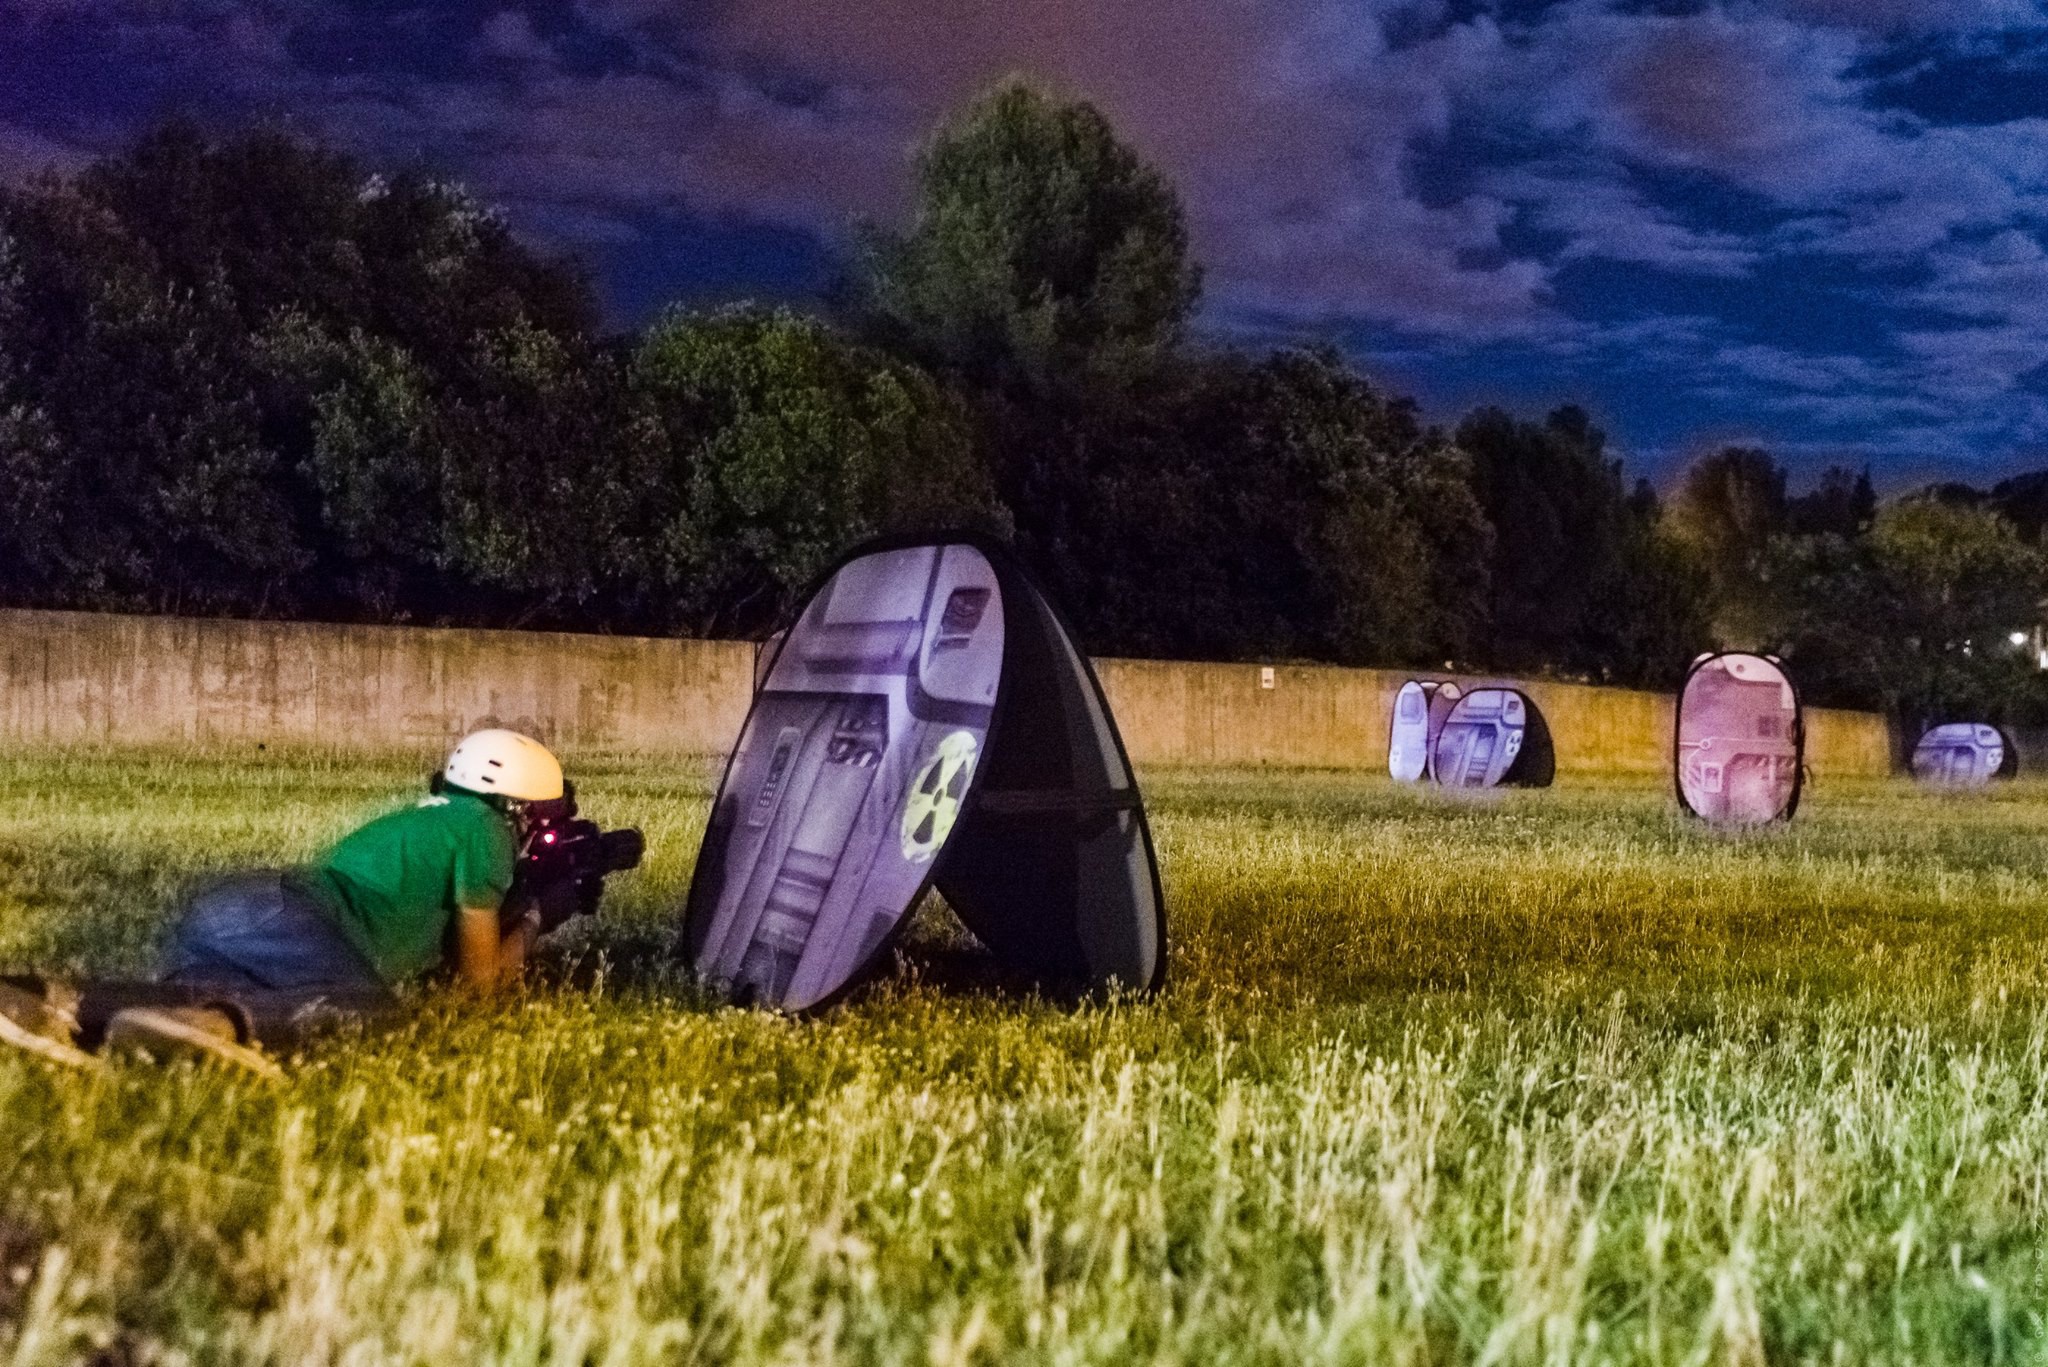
[2013,631,2030,646]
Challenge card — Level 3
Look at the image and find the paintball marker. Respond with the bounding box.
[507,781,645,934]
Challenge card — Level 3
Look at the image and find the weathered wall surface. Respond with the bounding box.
[1802,705,1897,781]
[1088,660,1894,778]
[0,609,1896,777]
[0,609,757,754]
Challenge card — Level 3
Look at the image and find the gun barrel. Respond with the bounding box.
[597,828,645,873]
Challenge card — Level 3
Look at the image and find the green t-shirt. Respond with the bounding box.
[296,790,517,983]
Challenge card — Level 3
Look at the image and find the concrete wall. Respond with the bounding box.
[1803,705,1897,781]
[1090,658,1893,777]
[0,609,757,753]
[0,609,1896,777]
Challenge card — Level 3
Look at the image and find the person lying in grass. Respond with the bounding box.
[0,729,571,1078]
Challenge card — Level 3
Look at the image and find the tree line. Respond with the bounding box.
[3,85,2043,734]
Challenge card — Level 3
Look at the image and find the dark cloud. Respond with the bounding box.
[1766,0,2048,36]
[0,0,2045,476]
[1497,165,1759,276]
[580,0,1553,333]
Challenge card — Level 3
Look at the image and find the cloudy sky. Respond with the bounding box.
[2,0,2045,487]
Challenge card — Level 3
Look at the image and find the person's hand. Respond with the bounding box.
[502,907,542,978]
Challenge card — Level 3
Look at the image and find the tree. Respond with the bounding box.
[1203,347,1491,666]
[1665,446,1789,648]
[1456,405,1697,683]
[1986,470,2048,544]
[858,81,1200,396]
[1787,464,1876,538]
[0,122,605,623]
[1760,497,2048,732]
[0,180,307,612]
[628,308,1006,635]
[1587,481,1714,686]
[434,320,639,621]
[853,83,1210,651]
[989,348,1494,666]
[0,230,66,591]
[254,314,442,617]
[76,122,592,351]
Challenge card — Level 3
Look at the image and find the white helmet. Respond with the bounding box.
[442,729,564,802]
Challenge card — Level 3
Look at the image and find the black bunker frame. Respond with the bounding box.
[682,533,1167,1014]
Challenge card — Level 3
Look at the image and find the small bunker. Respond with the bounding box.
[1388,680,1461,782]
[1431,687,1554,789]
[684,534,1166,1013]
[1675,652,1804,823]
[1911,723,2017,787]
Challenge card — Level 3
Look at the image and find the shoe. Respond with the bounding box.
[103,1006,284,1081]
[0,980,99,1071]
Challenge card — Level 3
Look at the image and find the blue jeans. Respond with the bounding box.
[60,873,395,1052]
[163,871,386,994]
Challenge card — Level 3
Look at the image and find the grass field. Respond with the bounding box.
[6,749,2048,1364]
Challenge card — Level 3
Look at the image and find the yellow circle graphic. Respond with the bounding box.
[901,730,978,863]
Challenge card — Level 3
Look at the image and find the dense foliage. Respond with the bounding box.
[1664,446,2048,731]
[4,93,2044,720]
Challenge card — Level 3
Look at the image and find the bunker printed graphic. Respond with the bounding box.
[1425,682,1464,777]
[1676,653,1803,823]
[901,730,978,860]
[1911,723,2013,787]
[686,544,1003,1012]
[1431,688,1554,790]
[1389,680,1459,782]
[686,535,1166,1012]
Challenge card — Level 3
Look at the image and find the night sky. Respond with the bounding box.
[2,0,2045,487]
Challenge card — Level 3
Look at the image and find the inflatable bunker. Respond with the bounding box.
[1431,687,1555,789]
[1388,680,1461,782]
[1911,723,2017,787]
[1675,652,1804,823]
[683,535,1166,1013]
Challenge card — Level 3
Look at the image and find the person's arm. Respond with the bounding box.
[453,802,530,989]
[455,903,538,989]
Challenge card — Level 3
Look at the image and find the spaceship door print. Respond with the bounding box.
[1675,652,1804,823]
[684,543,1003,1012]
[1430,688,1553,789]
[1911,723,2014,787]
[1389,681,1454,782]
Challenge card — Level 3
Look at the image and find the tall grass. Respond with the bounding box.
[4,749,2048,1363]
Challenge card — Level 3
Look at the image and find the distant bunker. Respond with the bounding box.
[1911,722,2017,788]
[1675,652,1804,824]
[1429,687,1555,790]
